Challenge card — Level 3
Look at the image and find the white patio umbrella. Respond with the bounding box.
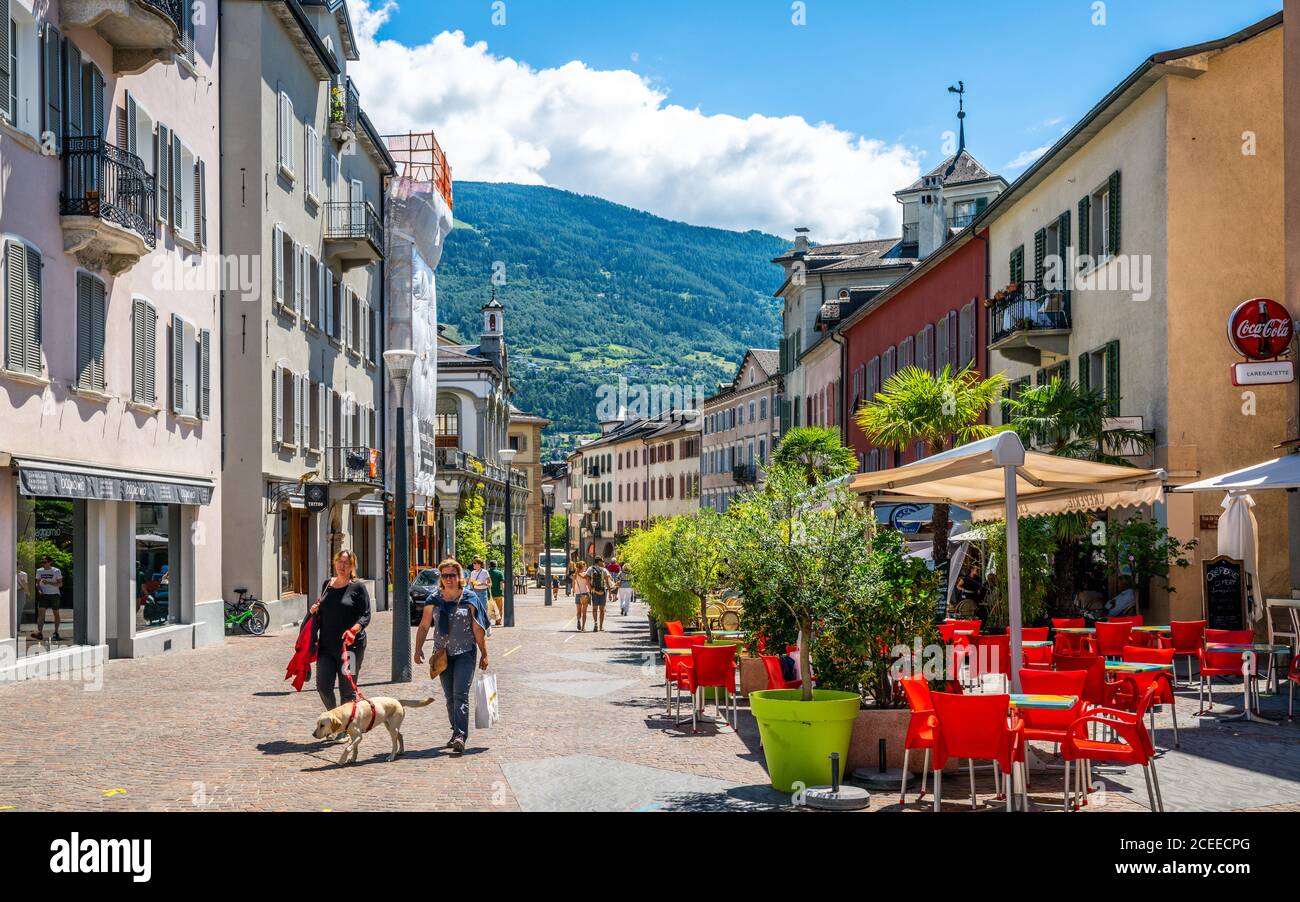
[1217,491,1263,622]
[852,432,1166,692]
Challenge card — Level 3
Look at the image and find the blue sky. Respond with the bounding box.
[354,0,1282,239]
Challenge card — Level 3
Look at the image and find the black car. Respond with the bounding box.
[409,569,441,625]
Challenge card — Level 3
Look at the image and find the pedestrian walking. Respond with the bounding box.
[617,564,635,616]
[413,558,491,756]
[488,558,506,627]
[309,550,371,718]
[468,556,492,620]
[588,556,612,632]
[573,560,591,631]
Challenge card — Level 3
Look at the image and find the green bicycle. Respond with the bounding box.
[225,588,270,636]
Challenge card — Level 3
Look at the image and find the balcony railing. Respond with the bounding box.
[327,446,383,487]
[326,200,382,247]
[60,135,156,249]
[989,281,1071,345]
[948,209,976,229]
[141,0,183,28]
[329,75,360,139]
[732,463,758,484]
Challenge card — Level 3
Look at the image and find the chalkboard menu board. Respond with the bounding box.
[1202,555,1246,631]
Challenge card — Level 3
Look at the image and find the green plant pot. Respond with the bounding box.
[749,689,862,793]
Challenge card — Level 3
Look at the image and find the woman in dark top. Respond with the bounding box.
[309,549,371,714]
[414,557,490,756]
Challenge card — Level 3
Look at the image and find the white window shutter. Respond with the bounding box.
[296,373,306,450]
[171,313,185,414]
[272,225,284,307]
[317,381,326,451]
[291,240,302,315]
[342,286,351,349]
[199,328,211,419]
[271,364,282,446]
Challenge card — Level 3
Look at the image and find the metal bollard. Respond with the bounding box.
[829,751,841,793]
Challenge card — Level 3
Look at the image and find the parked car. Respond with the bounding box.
[409,569,440,626]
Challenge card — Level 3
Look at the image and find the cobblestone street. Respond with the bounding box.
[1,587,1298,812]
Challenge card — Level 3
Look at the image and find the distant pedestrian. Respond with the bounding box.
[413,558,491,756]
[588,556,612,632]
[573,561,591,631]
[468,556,492,617]
[309,550,371,718]
[488,559,506,627]
[618,565,635,616]
[31,556,64,643]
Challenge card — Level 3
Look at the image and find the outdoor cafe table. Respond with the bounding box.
[1009,694,1079,710]
[1105,662,1173,674]
[1054,627,1095,634]
[1203,643,1291,724]
[1133,625,1171,633]
[1023,640,1052,649]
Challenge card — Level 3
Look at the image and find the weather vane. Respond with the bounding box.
[947,80,966,154]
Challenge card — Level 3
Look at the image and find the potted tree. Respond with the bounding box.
[726,462,873,792]
[621,520,698,644]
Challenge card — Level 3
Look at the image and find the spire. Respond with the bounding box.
[947,80,966,158]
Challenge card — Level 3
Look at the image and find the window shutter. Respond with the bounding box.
[1078,353,1090,394]
[196,158,207,250]
[271,364,282,446]
[935,316,948,372]
[947,310,958,368]
[1056,210,1070,290]
[276,89,285,170]
[42,26,62,150]
[75,274,104,392]
[171,314,185,414]
[317,381,326,451]
[131,298,146,401]
[324,269,334,336]
[0,0,11,121]
[361,298,370,359]
[85,64,104,140]
[342,285,352,348]
[1078,195,1090,256]
[180,0,195,62]
[4,241,25,372]
[1033,227,1046,284]
[1108,170,1121,255]
[291,240,302,315]
[272,225,284,306]
[62,38,82,139]
[295,373,305,449]
[171,130,182,227]
[1036,368,1046,386]
[324,387,333,459]
[23,245,39,373]
[1105,340,1120,416]
[199,327,210,419]
[156,122,170,223]
[1058,360,1070,384]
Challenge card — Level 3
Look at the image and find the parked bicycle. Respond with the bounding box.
[225,587,270,636]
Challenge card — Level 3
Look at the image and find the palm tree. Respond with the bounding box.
[1003,376,1154,610]
[771,426,857,486]
[856,364,1008,561]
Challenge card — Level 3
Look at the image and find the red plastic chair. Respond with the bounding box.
[899,677,936,805]
[928,692,1026,812]
[1114,646,1180,747]
[1062,687,1164,811]
[971,634,1011,683]
[1052,618,1086,629]
[1053,652,1119,709]
[663,621,685,636]
[1023,644,1054,668]
[1021,627,1050,642]
[1126,630,1166,649]
[1107,615,1144,627]
[676,644,739,732]
[1289,653,1300,720]
[760,655,800,691]
[1169,620,1206,686]
[663,635,707,712]
[939,620,982,642]
[1054,632,1098,656]
[1095,622,1133,658]
[1018,669,1088,755]
[1197,629,1256,713]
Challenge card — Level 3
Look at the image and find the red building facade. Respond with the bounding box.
[841,230,991,470]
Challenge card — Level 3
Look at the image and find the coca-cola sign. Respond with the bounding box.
[1227,298,1294,360]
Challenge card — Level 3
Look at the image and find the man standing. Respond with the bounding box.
[31,556,64,643]
[488,558,506,627]
[588,556,612,632]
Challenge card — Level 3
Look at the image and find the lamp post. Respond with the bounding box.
[383,348,417,683]
[542,483,555,607]
[562,500,572,596]
[499,447,518,627]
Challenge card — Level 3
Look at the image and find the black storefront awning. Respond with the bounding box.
[15,459,215,506]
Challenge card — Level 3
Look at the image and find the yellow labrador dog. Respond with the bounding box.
[312,697,434,765]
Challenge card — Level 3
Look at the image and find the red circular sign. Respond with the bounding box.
[1228,298,1294,360]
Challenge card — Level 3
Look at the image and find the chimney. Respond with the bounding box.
[793,227,810,255]
[918,174,946,259]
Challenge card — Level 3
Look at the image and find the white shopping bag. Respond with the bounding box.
[474,671,499,730]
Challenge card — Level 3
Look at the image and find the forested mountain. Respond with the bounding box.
[436,182,789,456]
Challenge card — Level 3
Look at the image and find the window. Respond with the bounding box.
[1086,172,1121,261]
[958,300,976,370]
[130,298,158,405]
[3,3,40,138]
[3,238,41,374]
[328,269,341,340]
[899,335,914,371]
[759,397,767,420]
[882,346,896,383]
[277,88,295,179]
[75,272,105,392]
[1009,244,1025,285]
[170,314,207,419]
[951,199,976,228]
[305,124,321,204]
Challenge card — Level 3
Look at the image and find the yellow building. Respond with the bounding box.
[508,407,551,567]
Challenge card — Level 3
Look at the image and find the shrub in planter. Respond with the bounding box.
[982,517,1056,628]
[620,520,698,632]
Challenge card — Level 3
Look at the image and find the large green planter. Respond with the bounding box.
[749,689,862,793]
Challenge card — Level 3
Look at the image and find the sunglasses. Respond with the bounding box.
[439,572,459,581]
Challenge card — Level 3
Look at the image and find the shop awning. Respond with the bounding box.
[852,440,1165,522]
[1173,454,1300,492]
[15,458,215,506]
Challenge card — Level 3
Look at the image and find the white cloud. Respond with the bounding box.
[1004,142,1053,172]
[349,2,919,242]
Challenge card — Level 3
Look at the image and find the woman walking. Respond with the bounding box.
[309,550,371,716]
[413,558,491,756]
[572,560,591,632]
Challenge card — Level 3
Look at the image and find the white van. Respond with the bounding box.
[534,550,568,586]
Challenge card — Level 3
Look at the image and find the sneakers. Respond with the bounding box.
[445,736,457,748]
[449,736,465,756]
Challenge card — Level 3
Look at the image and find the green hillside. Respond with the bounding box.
[436,182,789,457]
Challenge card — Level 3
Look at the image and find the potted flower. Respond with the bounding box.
[725,462,871,792]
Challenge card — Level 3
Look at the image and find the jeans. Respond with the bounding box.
[439,646,478,739]
[316,643,365,711]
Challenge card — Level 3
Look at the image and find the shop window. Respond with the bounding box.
[15,496,82,648]
[135,503,178,632]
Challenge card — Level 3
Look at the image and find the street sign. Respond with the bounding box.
[304,483,329,513]
[1231,360,1294,386]
[1227,298,1293,360]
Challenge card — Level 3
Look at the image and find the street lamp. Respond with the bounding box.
[499,447,518,627]
[542,483,555,607]
[562,500,572,596]
[383,348,417,683]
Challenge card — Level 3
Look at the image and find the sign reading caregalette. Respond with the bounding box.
[1227,297,1294,360]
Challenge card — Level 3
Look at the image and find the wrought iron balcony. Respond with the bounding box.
[60,136,156,275]
[327,446,384,488]
[988,281,1072,367]
[948,209,976,229]
[329,76,360,144]
[732,463,758,484]
[60,0,183,74]
[323,200,383,270]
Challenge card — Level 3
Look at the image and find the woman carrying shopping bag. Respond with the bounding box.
[414,558,491,756]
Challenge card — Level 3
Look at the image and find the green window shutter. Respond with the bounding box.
[1078,195,1090,254]
[61,37,82,139]
[171,313,184,414]
[1009,245,1024,285]
[42,25,61,151]
[23,245,39,373]
[199,327,211,419]
[975,196,988,214]
[1058,360,1070,384]
[1057,211,1070,259]
[1034,228,1046,283]
[131,298,145,402]
[1105,340,1120,416]
[4,240,25,372]
[156,122,170,225]
[1036,368,1046,385]
[1078,353,1090,393]
[75,273,104,392]
[1108,170,1121,255]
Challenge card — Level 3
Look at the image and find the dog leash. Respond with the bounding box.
[340,633,378,733]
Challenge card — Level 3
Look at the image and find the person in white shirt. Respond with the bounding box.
[32,556,64,642]
[467,557,493,621]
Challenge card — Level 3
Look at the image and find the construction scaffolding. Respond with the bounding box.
[385,131,454,213]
